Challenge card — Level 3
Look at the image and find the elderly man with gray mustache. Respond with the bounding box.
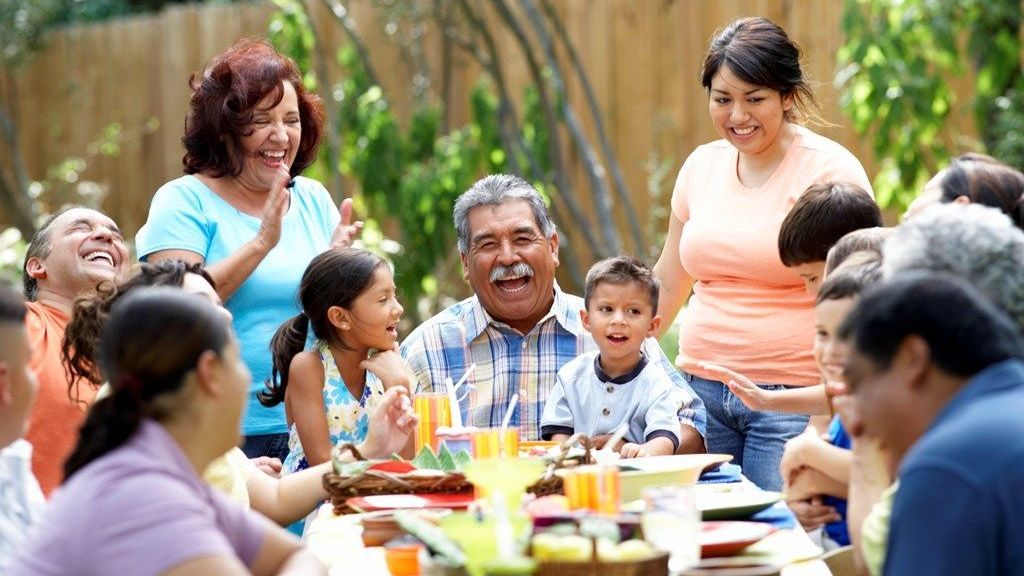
[401,175,706,451]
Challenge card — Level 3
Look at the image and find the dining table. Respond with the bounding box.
[303,462,832,576]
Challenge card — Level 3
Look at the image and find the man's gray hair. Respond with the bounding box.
[884,203,1024,331]
[453,174,556,253]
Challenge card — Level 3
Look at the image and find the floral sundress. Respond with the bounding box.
[281,341,382,474]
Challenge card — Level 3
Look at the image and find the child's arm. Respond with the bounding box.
[540,376,575,441]
[847,436,893,571]
[786,467,849,501]
[286,351,333,467]
[246,459,332,526]
[780,426,852,486]
[620,436,675,458]
[360,347,413,392]
[699,363,830,415]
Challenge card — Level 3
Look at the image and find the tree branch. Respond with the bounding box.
[303,0,345,199]
[320,0,382,89]
[536,0,643,254]
[517,0,621,256]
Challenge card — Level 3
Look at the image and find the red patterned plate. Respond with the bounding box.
[699,521,776,558]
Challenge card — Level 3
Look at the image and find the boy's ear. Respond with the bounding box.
[327,306,351,331]
[580,308,591,333]
[0,363,11,406]
[648,315,662,338]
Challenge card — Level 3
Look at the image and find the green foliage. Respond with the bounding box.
[0,228,27,290]
[837,0,1023,211]
[269,4,552,321]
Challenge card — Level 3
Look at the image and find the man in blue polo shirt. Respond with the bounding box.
[839,272,1024,576]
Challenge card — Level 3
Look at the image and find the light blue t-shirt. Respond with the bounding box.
[540,350,686,451]
[136,175,339,435]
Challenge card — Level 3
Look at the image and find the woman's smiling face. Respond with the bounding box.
[708,65,793,159]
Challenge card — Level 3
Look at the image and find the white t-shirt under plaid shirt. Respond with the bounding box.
[401,286,705,441]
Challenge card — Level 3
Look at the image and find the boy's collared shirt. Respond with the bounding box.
[540,350,685,450]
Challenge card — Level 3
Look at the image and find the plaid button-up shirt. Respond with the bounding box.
[401,287,706,442]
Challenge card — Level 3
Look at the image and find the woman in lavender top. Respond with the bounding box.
[10,288,324,575]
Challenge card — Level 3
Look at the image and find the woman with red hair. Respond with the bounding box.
[136,39,361,460]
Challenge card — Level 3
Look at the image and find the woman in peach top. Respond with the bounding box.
[653,17,872,490]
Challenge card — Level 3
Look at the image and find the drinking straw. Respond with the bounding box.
[445,376,463,428]
[498,392,519,457]
[452,363,476,393]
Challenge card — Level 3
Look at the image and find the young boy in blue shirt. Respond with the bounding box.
[540,257,686,458]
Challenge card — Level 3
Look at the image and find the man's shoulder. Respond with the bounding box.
[904,387,1024,486]
[402,296,481,355]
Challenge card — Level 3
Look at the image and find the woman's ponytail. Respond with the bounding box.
[64,382,143,479]
[259,312,310,407]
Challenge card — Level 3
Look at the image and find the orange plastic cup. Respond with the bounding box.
[413,393,451,453]
[563,465,621,515]
[471,427,519,459]
[384,544,422,576]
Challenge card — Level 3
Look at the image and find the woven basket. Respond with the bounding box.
[321,443,474,515]
[526,434,596,497]
[534,553,669,576]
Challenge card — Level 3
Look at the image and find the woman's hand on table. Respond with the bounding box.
[699,362,771,411]
[254,165,293,254]
[358,387,418,459]
[330,198,364,249]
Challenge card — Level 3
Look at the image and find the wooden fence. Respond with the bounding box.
[0,0,976,252]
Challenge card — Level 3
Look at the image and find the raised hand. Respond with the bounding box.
[256,164,292,253]
[699,362,769,411]
[331,197,365,249]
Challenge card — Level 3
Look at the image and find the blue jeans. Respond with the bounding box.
[242,432,290,462]
[685,373,808,491]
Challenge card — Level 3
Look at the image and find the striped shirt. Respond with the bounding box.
[401,287,705,441]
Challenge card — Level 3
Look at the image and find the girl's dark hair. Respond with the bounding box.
[64,287,232,479]
[701,16,822,125]
[63,260,215,398]
[182,37,324,179]
[259,248,387,407]
[935,153,1024,229]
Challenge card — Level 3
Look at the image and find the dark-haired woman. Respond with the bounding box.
[904,152,1024,227]
[652,17,873,491]
[136,39,361,460]
[11,288,326,575]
